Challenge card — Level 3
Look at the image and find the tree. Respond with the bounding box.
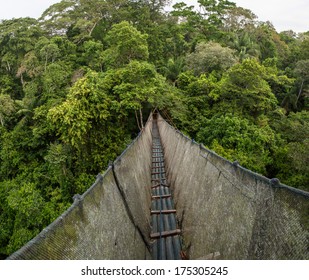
[142,18,189,68]
[161,57,185,86]
[0,94,15,127]
[48,60,176,160]
[0,18,43,99]
[47,70,130,172]
[210,59,278,119]
[171,0,236,41]
[198,0,236,25]
[296,36,309,61]
[40,62,72,102]
[102,60,177,129]
[269,111,309,189]
[185,41,238,75]
[81,40,105,71]
[223,6,257,32]
[16,51,41,84]
[197,114,277,173]
[262,58,294,108]
[35,37,61,71]
[176,71,218,136]
[0,18,43,74]
[5,182,45,253]
[40,0,168,43]
[171,2,202,31]
[44,142,74,196]
[103,21,149,69]
[294,59,309,108]
[197,0,236,37]
[40,0,110,41]
[252,22,278,61]
[227,32,260,61]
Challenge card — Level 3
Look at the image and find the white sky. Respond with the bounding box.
[0,0,308,33]
[234,0,309,33]
[0,0,57,19]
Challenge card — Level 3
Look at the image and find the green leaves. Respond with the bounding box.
[2,181,44,254]
[47,69,126,172]
[269,111,309,190]
[103,21,149,69]
[211,59,278,118]
[81,40,104,71]
[0,94,15,127]
[185,41,238,75]
[197,114,276,173]
[7,183,44,219]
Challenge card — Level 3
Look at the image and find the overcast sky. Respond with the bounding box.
[0,0,308,33]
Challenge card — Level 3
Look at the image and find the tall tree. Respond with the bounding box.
[293,59,309,108]
[197,114,277,173]
[223,6,257,32]
[227,32,260,61]
[0,94,15,127]
[185,41,238,75]
[0,18,43,99]
[210,59,278,119]
[103,21,149,69]
[198,0,236,37]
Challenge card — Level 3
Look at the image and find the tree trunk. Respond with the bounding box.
[45,55,48,72]
[89,20,99,37]
[0,113,4,126]
[135,110,141,131]
[139,107,144,129]
[20,73,24,86]
[6,61,11,72]
[295,80,304,107]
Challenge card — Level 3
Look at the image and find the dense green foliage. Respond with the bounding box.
[0,0,308,258]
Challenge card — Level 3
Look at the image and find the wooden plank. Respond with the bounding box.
[152,194,171,199]
[151,171,165,175]
[151,184,168,189]
[151,210,176,214]
[150,229,181,239]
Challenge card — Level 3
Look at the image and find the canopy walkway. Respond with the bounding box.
[150,116,181,259]
[7,112,309,260]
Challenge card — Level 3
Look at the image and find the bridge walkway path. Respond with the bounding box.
[150,117,182,260]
